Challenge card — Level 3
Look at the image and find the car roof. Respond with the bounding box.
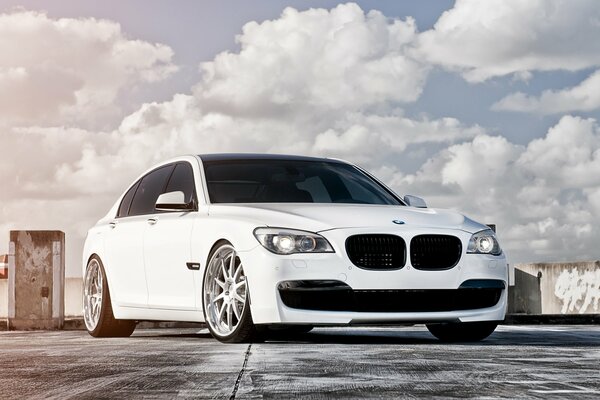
[197,153,346,164]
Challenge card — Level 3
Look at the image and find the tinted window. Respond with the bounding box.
[296,176,331,202]
[117,180,140,218]
[129,165,175,216]
[203,160,402,205]
[165,163,196,204]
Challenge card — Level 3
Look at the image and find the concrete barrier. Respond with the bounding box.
[514,261,600,314]
[508,268,542,314]
[1,277,81,318]
[8,231,65,330]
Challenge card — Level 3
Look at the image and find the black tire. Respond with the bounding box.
[84,256,136,338]
[202,241,258,343]
[426,321,498,342]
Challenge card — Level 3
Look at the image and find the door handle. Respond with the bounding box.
[147,217,158,225]
[109,221,117,229]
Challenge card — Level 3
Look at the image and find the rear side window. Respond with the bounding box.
[165,163,196,204]
[117,181,140,218]
[129,165,175,216]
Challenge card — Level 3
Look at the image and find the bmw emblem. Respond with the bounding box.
[392,220,405,225]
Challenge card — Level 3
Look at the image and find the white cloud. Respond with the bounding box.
[312,114,484,162]
[414,0,600,82]
[50,3,477,200]
[587,187,600,216]
[396,116,600,263]
[493,70,600,114]
[0,10,177,127]
[519,116,600,188]
[1,5,475,275]
[196,4,427,113]
[2,3,600,274]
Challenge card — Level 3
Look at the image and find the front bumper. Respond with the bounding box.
[239,227,508,325]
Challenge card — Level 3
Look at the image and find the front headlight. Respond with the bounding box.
[467,229,502,256]
[253,227,335,255]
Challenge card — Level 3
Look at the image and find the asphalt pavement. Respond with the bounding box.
[0,325,599,399]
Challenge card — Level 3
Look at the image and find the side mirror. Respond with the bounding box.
[404,195,427,208]
[155,191,194,211]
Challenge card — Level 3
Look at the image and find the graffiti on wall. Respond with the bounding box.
[554,268,600,314]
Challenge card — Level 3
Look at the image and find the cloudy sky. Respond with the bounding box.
[1,0,600,276]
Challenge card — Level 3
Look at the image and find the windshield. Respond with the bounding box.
[203,159,403,205]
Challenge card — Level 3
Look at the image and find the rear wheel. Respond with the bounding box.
[83,256,136,337]
[426,321,498,342]
[203,242,257,343]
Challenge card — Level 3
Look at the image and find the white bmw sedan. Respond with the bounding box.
[83,154,508,343]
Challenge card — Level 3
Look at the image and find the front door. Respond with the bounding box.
[104,214,148,307]
[144,212,196,309]
[144,162,198,310]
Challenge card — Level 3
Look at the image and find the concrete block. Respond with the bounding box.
[2,277,82,318]
[8,231,65,330]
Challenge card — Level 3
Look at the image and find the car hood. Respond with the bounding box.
[208,203,489,234]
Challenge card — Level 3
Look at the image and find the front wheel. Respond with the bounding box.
[426,321,498,342]
[83,256,136,337]
[203,242,257,343]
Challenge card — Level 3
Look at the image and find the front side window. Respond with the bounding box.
[203,160,402,205]
[129,165,175,216]
[165,162,196,204]
[117,180,140,218]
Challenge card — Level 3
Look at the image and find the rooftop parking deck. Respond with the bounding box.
[1,325,599,399]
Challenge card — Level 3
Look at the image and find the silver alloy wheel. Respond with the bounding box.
[83,259,103,332]
[204,245,247,337]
